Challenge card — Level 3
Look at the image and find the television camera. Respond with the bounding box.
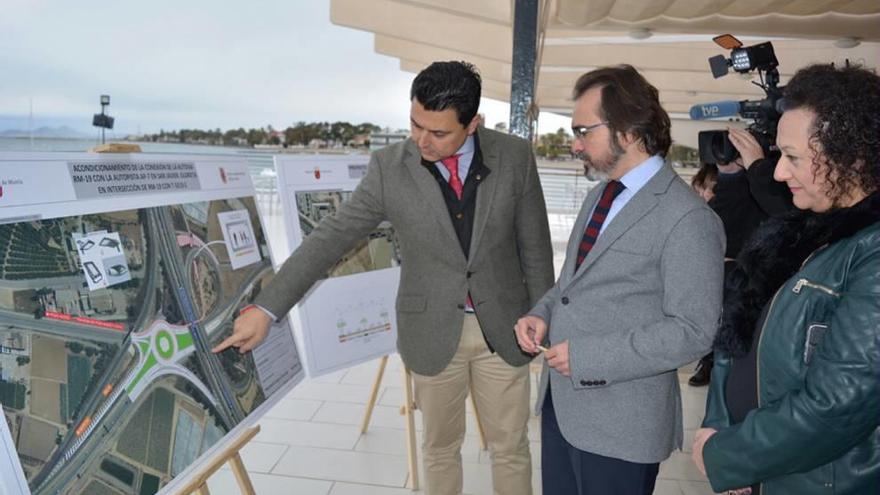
[691,35,784,165]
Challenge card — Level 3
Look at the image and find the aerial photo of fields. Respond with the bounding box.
[0,196,298,494]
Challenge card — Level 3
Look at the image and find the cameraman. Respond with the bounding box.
[688,128,793,386]
[726,127,792,217]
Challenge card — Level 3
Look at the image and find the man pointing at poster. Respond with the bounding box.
[213,61,554,495]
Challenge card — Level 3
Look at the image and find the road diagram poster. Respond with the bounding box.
[275,155,400,377]
[0,155,303,495]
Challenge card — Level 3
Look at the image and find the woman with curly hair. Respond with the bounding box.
[691,63,880,494]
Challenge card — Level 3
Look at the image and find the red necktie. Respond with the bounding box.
[440,154,463,199]
[441,153,473,310]
[575,180,625,271]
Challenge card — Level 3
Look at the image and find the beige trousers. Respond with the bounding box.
[411,314,532,495]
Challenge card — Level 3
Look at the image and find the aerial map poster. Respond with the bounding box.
[275,155,400,377]
[0,155,303,495]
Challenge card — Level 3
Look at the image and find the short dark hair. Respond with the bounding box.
[783,63,880,200]
[572,65,671,157]
[410,61,482,126]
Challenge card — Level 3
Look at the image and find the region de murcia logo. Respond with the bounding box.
[314,167,321,180]
[0,178,24,198]
[219,167,228,184]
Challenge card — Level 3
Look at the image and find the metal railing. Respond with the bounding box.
[245,158,595,218]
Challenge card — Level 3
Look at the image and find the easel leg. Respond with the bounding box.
[403,367,420,491]
[177,425,261,495]
[230,452,257,495]
[360,355,389,434]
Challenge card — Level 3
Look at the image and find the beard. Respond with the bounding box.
[577,134,625,181]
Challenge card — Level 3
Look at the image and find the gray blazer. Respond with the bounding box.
[257,127,554,376]
[529,163,724,464]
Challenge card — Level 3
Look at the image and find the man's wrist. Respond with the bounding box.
[241,304,277,322]
[742,157,764,170]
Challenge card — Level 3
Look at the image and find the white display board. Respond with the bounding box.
[1,413,28,495]
[0,154,304,495]
[275,155,400,377]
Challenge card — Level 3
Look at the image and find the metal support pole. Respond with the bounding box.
[509,0,539,140]
[100,104,107,144]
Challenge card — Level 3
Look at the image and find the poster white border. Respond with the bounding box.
[275,154,400,377]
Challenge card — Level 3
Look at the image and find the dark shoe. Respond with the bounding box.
[688,362,712,387]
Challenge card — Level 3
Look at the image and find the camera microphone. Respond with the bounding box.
[688,100,742,120]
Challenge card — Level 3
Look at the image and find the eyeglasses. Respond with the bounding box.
[571,122,609,139]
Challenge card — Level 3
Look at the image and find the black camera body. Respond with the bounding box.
[698,130,737,164]
[696,38,784,165]
[698,123,777,165]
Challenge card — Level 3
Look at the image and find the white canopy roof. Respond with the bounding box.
[331,0,880,146]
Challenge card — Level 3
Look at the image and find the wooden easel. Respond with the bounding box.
[359,356,489,491]
[175,425,261,495]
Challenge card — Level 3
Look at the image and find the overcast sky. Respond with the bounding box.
[1,0,569,136]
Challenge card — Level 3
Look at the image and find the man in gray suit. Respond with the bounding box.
[215,61,554,495]
[515,65,724,495]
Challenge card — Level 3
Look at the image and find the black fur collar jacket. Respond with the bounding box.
[714,191,880,357]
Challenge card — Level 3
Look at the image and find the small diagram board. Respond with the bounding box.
[216,210,261,270]
[275,155,399,377]
[0,154,304,495]
[73,231,131,290]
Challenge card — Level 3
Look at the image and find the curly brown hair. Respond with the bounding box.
[783,64,880,202]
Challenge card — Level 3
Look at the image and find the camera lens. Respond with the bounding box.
[712,132,739,164]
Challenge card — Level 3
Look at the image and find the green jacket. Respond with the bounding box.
[702,220,880,494]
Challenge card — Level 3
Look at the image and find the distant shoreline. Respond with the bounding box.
[0,137,619,173]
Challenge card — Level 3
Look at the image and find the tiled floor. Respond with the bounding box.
[206,356,718,495]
